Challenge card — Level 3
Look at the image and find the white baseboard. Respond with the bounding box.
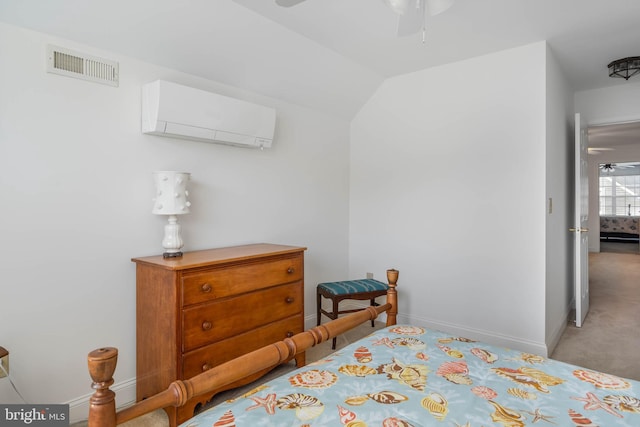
[545,301,574,356]
[313,301,550,356]
[395,313,549,356]
[546,316,568,357]
[304,313,316,330]
[66,377,136,424]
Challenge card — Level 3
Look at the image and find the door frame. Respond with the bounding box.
[585,118,640,254]
[574,113,589,327]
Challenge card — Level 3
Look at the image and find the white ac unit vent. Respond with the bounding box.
[46,45,119,87]
[142,80,276,149]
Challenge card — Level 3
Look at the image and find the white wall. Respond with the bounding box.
[576,83,640,126]
[544,46,574,352]
[350,42,550,354]
[575,82,640,251]
[0,23,351,421]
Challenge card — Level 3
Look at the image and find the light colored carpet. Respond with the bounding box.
[550,251,640,381]
[600,240,640,254]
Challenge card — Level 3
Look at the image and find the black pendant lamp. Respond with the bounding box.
[608,57,640,80]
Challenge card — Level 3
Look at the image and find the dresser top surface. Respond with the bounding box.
[132,243,306,270]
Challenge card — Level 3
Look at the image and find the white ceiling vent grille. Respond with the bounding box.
[47,45,119,87]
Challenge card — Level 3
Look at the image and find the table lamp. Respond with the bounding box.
[152,171,191,258]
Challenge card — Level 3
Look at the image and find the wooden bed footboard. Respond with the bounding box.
[87,269,398,427]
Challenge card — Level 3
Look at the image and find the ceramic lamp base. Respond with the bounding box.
[163,251,183,259]
[161,215,184,257]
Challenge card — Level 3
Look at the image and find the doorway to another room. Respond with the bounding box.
[598,161,640,254]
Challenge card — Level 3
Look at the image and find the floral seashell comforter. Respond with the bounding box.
[183,325,640,426]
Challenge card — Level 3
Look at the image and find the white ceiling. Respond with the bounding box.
[1,0,640,141]
[234,0,640,89]
[589,121,640,149]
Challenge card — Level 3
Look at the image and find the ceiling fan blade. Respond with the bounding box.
[426,0,454,16]
[397,9,424,36]
[275,0,307,7]
[588,147,614,154]
[382,0,412,15]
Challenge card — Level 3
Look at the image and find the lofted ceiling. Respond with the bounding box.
[1,0,640,144]
[233,0,640,90]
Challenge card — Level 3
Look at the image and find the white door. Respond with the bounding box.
[573,113,589,327]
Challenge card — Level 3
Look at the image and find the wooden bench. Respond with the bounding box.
[316,278,389,349]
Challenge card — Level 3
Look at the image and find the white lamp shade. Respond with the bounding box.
[152,171,191,215]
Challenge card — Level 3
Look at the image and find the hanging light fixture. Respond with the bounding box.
[382,0,454,41]
[276,0,454,41]
[608,57,640,80]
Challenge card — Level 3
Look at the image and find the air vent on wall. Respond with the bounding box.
[46,45,119,87]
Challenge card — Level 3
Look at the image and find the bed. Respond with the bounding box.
[86,270,640,427]
[600,216,640,241]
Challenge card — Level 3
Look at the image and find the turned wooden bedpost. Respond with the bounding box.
[386,269,398,326]
[87,347,118,427]
[84,271,399,427]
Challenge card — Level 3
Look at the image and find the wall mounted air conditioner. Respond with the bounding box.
[141,80,276,148]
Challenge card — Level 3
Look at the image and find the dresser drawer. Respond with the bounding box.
[181,255,303,306]
[182,315,302,379]
[182,282,302,352]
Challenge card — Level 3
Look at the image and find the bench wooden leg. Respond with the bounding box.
[370,298,376,327]
[331,298,339,349]
[317,285,388,350]
[316,287,321,326]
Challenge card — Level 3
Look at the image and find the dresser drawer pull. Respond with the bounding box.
[202,363,212,372]
[286,331,294,338]
[287,267,295,274]
[201,321,212,331]
[201,283,212,293]
[285,297,294,304]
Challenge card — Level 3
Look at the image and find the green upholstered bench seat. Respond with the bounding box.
[317,279,388,295]
[316,278,389,349]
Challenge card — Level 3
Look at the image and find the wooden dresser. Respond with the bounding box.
[132,243,306,426]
